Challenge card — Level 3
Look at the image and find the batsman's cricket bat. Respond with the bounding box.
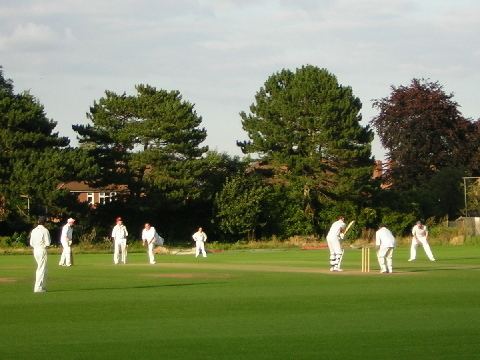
[344,220,355,237]
[338,221,354,269]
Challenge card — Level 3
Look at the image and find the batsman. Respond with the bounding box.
[326,216,351,272]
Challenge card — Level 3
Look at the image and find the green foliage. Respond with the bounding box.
[72,84,219,241]
[193,151,246,202]
[415,167,464,219]
[378,208,417,236]
[426,222,462,245]
[465,178,480,216]
[464,236,480,245]
[369,167,463,234]
[0,236,8,247]
[237,65,375,236]
[214,175,271,240]
[0,68,99,233]
[3,66,474,242]
[264,183,315,237]
[238,65,373,166]
[73,85,208,189]
[0,232,29,247]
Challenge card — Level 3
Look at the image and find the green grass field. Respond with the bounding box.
[1,246,479,359]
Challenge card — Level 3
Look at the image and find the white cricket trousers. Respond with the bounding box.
[114,239,127,264]
[410,237,435,261]
[147,242,155,264]
[59,240,71,266]
[327,237,342,270]
[377,247,394,273]
[33,247,47,292]
[195,241,207,257]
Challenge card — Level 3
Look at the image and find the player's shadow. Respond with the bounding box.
[407,266,480,272]
[50,281,225,292]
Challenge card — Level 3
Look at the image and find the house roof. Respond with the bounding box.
[57,181,129,192]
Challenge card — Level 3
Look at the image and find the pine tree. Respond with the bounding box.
[238,65,374,233]
[73,84,209,208]
[0,67,96,230]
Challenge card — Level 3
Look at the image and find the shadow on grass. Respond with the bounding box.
[432,257,480,261]
[407,266,480,272]
[49,281,225,293]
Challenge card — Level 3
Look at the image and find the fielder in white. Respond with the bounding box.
[409,221,435,261]
[192,227,207,258]
[326,216,346,272]
[29,216,51,293]
[142,223,158,264]
[375,225,396,274]
[59,218,75,267]
[112,217,128,264]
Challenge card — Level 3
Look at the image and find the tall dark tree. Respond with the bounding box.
[237,65,374,234]
[465,119,480,176]
[73,84,211,239]
[371,79,472,189]
[73,84,208,197]
[1,67,69,189]
[0,67,97,232]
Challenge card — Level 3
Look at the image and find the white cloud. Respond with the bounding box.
[0,0,478,159]
[0,22,75,51]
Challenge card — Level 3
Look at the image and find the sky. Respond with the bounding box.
[1,0,479,160]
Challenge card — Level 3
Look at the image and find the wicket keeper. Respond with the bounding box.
[375,224,396,273]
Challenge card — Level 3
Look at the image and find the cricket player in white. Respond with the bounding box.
[112,217,128,264]
[192,227,207,258]
[326,216,346,271]
[409,221,435,261]
[375,225,396,273]
[29,216,51,293]
[142,223,157,264]
[59,218,75,267]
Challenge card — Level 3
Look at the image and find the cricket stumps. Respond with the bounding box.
[361,247,370,273]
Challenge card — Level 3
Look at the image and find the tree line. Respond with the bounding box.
[1,65,479,243]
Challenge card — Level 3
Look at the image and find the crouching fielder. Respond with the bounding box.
[409,221,435,262]
[375,225,395,274]
[326,216,346,272]
[192,227,207,258]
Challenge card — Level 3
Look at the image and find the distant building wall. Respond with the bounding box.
[455,217,480,236]
[58,182,128,207]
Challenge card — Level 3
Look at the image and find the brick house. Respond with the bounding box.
[57,181,129,207]
[373,160,392,189]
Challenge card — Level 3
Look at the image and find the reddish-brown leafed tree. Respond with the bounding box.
[371,79,474,189]
[466,119,480,176]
